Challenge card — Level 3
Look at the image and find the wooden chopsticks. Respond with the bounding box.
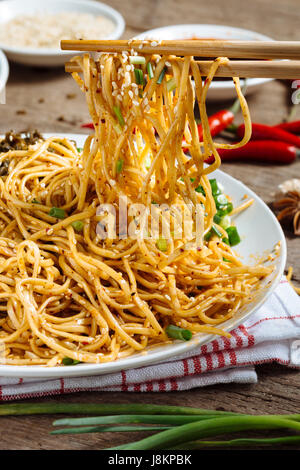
[61,39,300,60]
[65,59,300,80]
[62,39,300,79]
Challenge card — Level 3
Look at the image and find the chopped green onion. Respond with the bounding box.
[77,147,82,153]
[223,257,231,263]
[204,225,223,241]
[32,198,40,204]
[62,357,81,366]
[113,106,125,127]
[116,159,124,174]
[134,68,144,86]
[71,220,84,232]
[195,184,205,196]
[222,237,230,245]
[226,226,241,246]
[213,213,222,225]
[49,207,66,219]
[129,56,146,65]
[156,238,168,252]
[147,62,154,79]
[215,194,228,208]
[157,67,166,85]
[209,178,221,196]
[219,215,231,230]
[166,325,192,341]
[217,202,233,216]
[166,77,177,92]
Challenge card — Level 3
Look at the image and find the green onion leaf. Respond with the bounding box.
[157,67,166,85]
[49,207,66,219]
[195,185,205,196]
[129,56,146,65]
[226,226,241,246]
[166,325,192,341]
[204,225,223,241]
[223,257,231,263]
[219,215,231,230]
[166,77,176,92]
[209,178,221,196]
[215,194,228,208]
[134,68,144,86]
[71,220,84,232]
[62,357,81,366]
[156,238,168,252]
[222,237,230,245]
[113,106,125,128]
[116,159,124,174]
[32,198,40,204]
[147,62,154,79]
[213,213,222,225]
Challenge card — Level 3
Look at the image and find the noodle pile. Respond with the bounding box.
[0,49,273,366]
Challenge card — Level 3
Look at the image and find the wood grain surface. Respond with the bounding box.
[0,0,299,450]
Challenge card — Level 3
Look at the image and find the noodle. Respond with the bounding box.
[0,50,273,366]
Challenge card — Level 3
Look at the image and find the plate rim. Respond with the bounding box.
[0,132,287,378]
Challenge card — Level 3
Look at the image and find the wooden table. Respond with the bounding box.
[0,0,299,450]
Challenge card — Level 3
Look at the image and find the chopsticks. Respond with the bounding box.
[65,59,300,80]
[61,39,300,60]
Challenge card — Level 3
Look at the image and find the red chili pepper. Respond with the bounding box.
[275,120,300,134]
[197,109,235,140]
[236,123,300,148]
[205,140,299,165]
[81,123,94,129]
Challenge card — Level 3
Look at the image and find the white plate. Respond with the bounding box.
[0,133,286,378]
[0,49,9,100]
[135,24,274,101]
[0,0,125,67]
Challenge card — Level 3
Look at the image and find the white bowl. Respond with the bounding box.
[0,0,125,67]
[135,24,274,101]
[0,134,286,378]
[0,49,9,102]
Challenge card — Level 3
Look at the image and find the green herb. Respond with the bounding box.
[223,257,231,263]
[219,215,231,230]
[156,238,168,252]
[49,207,66,219]
[166,325,192,341]
[77,147,82,153]
[215,194,228,208]
[166,77,176,92]
[52,425,171,435]
[134,68,144,86]
[62,357,81,366]
[209,178,221,196]
[157,67,166,85]
[225,226,241,246]
[109,415,300,450]
[32,198,40,204]
[147,62,154,79]
[71,220,84,232]
[113,106,125,127]
[116,159,124,174]
[213,213,222,225]
[195,184,205,196]
[129,56,146,65]
[204,225,223,241]
[222,237,230,245]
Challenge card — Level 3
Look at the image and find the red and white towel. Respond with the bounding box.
[0,278,300,401]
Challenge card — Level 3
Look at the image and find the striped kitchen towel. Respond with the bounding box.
[0,278,300,400]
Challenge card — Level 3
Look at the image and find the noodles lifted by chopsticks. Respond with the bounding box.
[0,50,272,366]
